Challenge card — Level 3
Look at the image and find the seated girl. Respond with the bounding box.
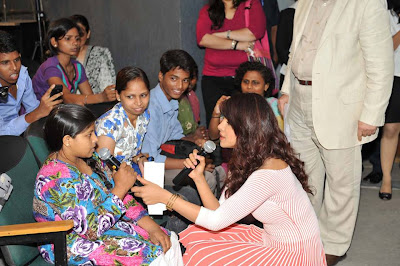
[32,18,116,105]
[209,61,283,141]
[95,66,201,233]
[132,93,326,265]
[70,14,116,94]
[33,104,182,265]
[95,66,150,175]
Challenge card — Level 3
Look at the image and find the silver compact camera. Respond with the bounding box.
[0,86,9,103]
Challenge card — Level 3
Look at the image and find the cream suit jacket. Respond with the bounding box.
[282,0,394,149]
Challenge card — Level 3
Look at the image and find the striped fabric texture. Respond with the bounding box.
[179,168,327,266]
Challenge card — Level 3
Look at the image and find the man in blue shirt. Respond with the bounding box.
[142,50,220,193]
[0,30,62,136]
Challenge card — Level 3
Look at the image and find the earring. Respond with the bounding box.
[54,44,57,47]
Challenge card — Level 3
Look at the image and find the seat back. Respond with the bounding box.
[24,118,49,166]
[0,136,42,265]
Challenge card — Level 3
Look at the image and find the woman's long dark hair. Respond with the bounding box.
[220,93,312,198]
[44,104,110,188]
[208,0,246,30]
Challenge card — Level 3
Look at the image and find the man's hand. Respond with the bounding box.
[37,85,63,117]
[278,94,289,116]
[357,121,377,141]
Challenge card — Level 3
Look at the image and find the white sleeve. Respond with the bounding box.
[195,170,278,231]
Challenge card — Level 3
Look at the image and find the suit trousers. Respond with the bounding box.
[287,81,362,256]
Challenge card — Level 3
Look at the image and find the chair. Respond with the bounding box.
[24,117,49,166]
[0,135,73,265]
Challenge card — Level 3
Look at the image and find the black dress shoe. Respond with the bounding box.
[363,172,382,183]
[379,192,392,200]
[326,254,347,266]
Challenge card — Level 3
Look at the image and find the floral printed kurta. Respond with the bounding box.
[33,153,168,265]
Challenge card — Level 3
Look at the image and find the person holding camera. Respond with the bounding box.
[0,30,62,136]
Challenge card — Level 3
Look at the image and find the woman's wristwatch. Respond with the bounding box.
[231,40,238,50]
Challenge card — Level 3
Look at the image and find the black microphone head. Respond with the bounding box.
[98,147,111,161]
[203,141,216,153]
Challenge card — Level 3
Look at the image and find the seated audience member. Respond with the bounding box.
[95,66,150,174]
[0,30,62,136]
[70,14,116,94]
[178,63,201,136]
[33,104,182,265]
[32,18,116,105]
[209,61,283,141]
[132,93,326,265]
[141,49,219,193]
[95,66,201,233]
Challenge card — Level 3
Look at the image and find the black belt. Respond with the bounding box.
[298,79,312,86]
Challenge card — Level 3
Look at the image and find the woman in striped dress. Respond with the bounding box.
[132,93,326,265]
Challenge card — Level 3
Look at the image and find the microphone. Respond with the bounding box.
[172,140,217,186]
[98,148,121,170]
[98,148,142,186]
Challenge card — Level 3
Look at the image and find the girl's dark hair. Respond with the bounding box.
[44,104,110,187]
[220,93,312,198]
[46,18,81,56]
[116,66,150,94]
[208,0,246,30]
[44,104,96,152]
[234,61,275,98]
[70,14,90,32]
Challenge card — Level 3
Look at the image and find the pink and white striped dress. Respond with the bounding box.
[179,167,326,265]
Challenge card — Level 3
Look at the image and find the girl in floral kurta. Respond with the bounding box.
[33,104,181,265]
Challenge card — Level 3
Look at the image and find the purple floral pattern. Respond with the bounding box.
[75,179,94,201]
[35,175,51,199]
[116,221,136,235]
[119,238,146,253]
[71,238,101,257]
[97,213,115,236]
[33,154,168,265]
[62,205,88,234]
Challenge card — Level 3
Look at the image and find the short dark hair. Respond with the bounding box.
[116,66,150,94]
[0,30,18,53]
[159,49,196,79]
[70,14,90,32]
[46,18,81,56]
[234,61,275,97]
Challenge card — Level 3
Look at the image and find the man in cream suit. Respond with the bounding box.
[278,0,393,264]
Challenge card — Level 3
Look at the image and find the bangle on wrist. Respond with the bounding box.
[212,116,220,119]
[234,40,239,50]
[226,30,231,39]
[231,40,238,50]
[166,193,181,211]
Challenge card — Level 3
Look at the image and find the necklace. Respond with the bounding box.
[56,150,80,169]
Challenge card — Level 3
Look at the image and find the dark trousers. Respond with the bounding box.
[201,75,237,126]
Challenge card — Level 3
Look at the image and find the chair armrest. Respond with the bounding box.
[0,220,73,237]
